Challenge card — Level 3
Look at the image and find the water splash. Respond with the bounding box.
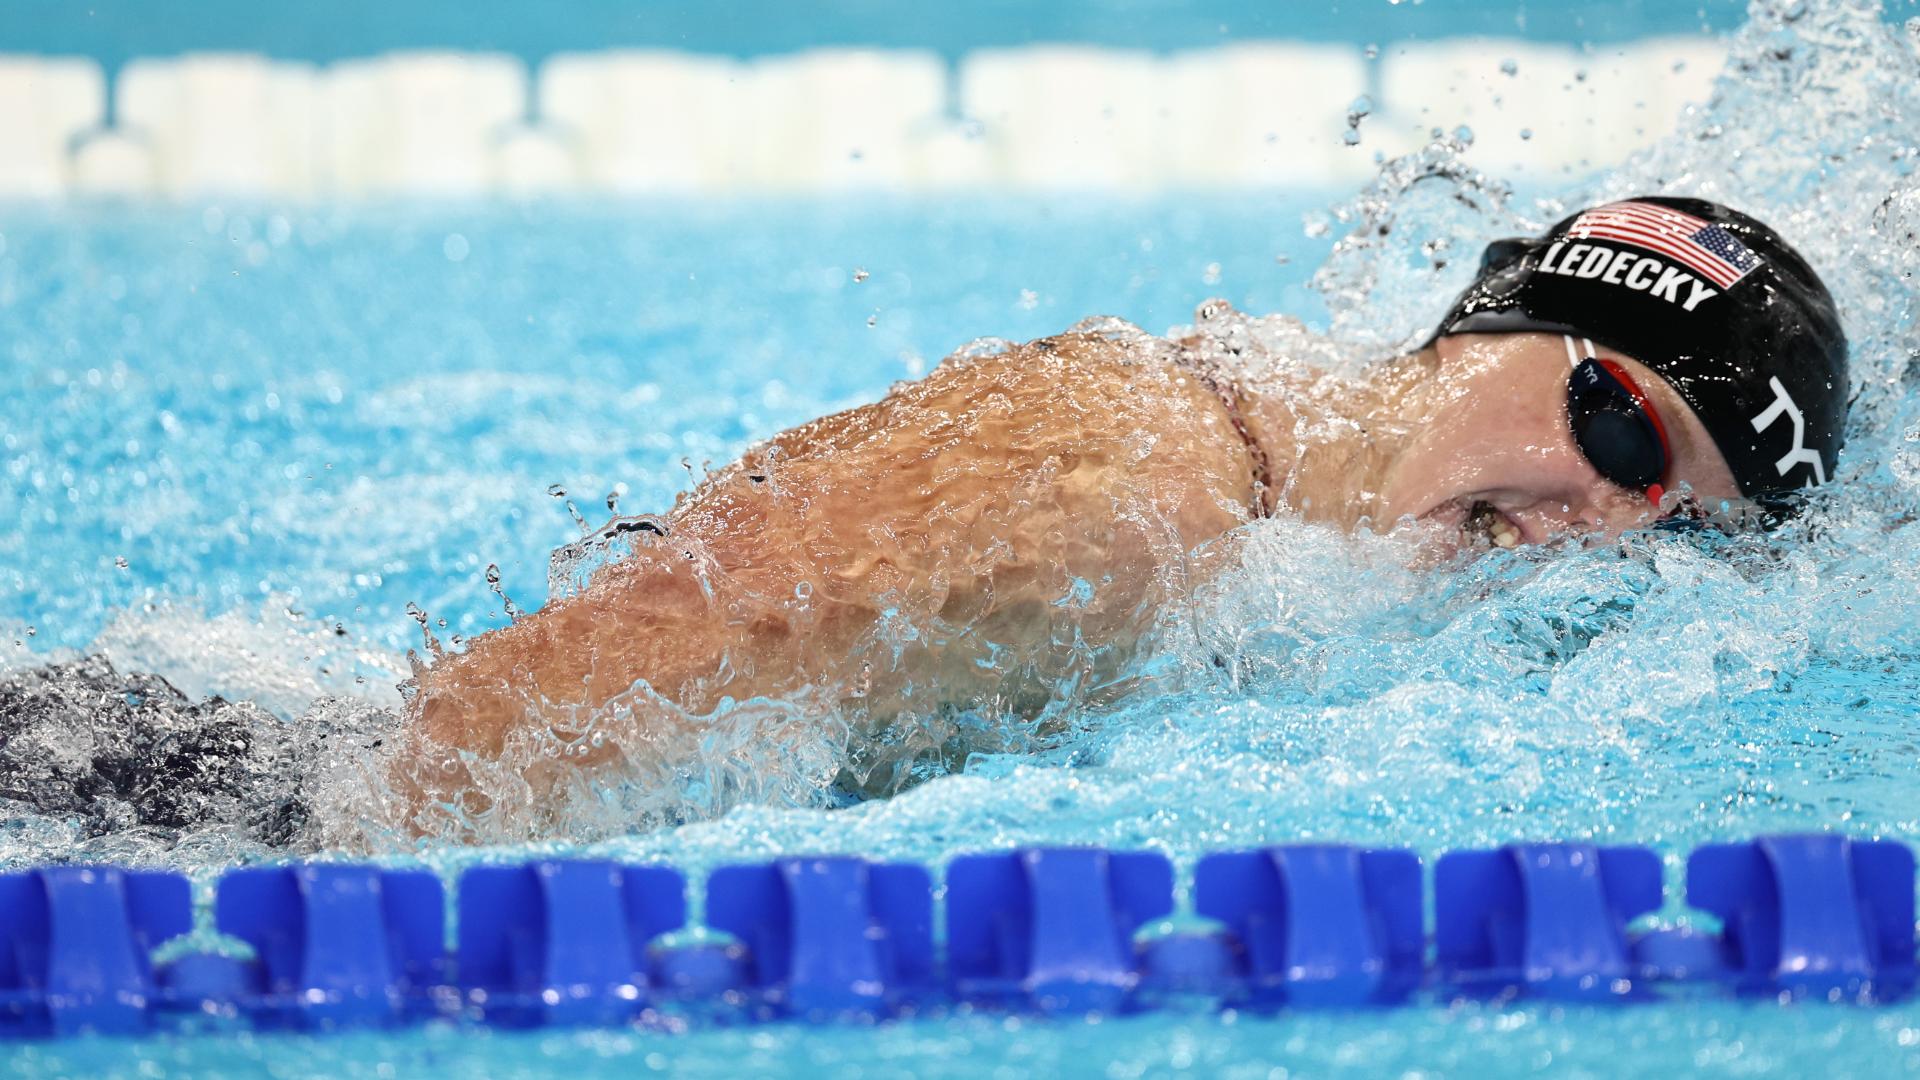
[545,511,673,600]
[0,0,1916,873]
[1343,94,1375,147]
[404,602,443,660]
[0,657,398,865]
[484,562,524,622]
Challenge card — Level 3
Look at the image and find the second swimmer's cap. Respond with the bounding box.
[1433,195,1848,498]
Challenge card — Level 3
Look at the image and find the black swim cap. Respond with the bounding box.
[1433,196,1848,498]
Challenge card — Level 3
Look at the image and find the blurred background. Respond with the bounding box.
[3,0,1747,199]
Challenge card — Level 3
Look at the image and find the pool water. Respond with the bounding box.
[4,1,1920,1075]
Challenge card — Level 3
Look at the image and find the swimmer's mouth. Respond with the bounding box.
[1467,501,1523,549]
[1432,498,1524,550]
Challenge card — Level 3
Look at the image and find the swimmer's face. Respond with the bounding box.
[1380,332,1743,553]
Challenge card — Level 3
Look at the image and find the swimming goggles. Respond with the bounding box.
[1563,335,1671,506]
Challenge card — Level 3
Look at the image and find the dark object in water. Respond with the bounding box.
[0,657,316,845]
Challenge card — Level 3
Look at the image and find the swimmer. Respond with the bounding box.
[399,196,1847,838]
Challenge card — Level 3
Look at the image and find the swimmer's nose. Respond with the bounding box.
[1505,467,1657,540]
[1475,432,1653,540]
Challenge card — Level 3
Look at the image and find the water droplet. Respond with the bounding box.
[443,233,469,262]
[1018,289,1040,311]
[114,556,128,569]
[1500,58,1519,76]
[852,268,869,283]
[1519,127,1534,141]
[1202,262,1223,285]
[405,603,444,659]
[547,483,567,498]
[794,581,813,601]
[1363,42,1380,60]
[1344,95,1374,145]
[866,312,879,328]
[486,563,525,622]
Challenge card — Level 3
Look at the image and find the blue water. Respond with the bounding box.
[6,1,1920,1075]
[0,194,1330,662]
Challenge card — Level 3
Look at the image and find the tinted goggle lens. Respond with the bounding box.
[1568,357,1668,494]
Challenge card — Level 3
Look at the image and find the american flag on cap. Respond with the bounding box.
[1565,200,1763,289]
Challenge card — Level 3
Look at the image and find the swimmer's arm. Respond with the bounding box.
[398,338,1256,829]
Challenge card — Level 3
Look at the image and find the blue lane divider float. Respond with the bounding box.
[1435,842,1664,999]
[458,860,685,1026]
[1688,835,1916,999]
[1193,844,1423,1006]
[707,856,932,1017]
[0,866,190,1036]
[199,864,444,1027]
[3,834,1916,1037]
[947,847,1174,1014]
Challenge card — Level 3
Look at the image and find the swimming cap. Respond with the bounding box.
[1433,196,1848,498]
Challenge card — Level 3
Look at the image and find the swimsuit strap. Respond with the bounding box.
[1177,353,1274,518]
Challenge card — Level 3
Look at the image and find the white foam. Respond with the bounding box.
[118,53,320,197]
[88,598,407,719]
[0,56,104,197]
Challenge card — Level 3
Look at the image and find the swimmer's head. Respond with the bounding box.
[1378,197,1846,551]
[1432,196,1849,504]
[1381,330,1745,551]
